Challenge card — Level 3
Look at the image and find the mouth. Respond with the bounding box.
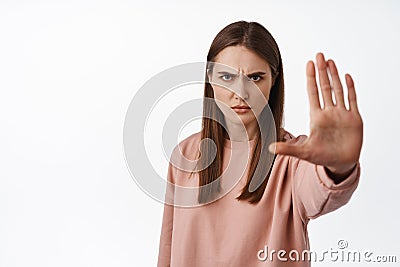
[231,105,251,114]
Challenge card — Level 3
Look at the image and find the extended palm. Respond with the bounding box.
[272,53,363,174]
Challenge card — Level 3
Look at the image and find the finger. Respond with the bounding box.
[269,142,307,159]
[306,61,321,111]
[346,73,359,112]
[327,59,346,108]
[316,53,334,108]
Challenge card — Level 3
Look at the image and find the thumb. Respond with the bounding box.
[269,142,305,158]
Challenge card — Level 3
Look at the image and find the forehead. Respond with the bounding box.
[213,45,271,74]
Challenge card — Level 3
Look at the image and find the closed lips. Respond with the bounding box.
[231,105,250,109]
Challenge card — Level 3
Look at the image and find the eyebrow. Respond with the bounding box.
[217,71,238,77]
[217,71,266,76]
[247,71,266,76]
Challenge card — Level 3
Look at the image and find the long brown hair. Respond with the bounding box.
[197,21,284,204]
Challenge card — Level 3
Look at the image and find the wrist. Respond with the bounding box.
[325,163,357,175]
[324,163,357,184]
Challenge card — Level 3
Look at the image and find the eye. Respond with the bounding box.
[249,75,262,82]
[220,74,233,81]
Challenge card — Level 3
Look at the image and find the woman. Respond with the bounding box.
[158,20,363,267]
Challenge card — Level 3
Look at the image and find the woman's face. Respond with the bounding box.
[208,45,274,130]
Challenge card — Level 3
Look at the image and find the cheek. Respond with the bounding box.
[261,79,273,97]
[260,87,271,101]
[213,85,231,103]
[249,83,271,103]
[246,83,272,116]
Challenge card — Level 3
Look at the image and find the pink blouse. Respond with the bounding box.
[157,130,360,267]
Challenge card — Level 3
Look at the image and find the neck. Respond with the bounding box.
[224,120,258,141]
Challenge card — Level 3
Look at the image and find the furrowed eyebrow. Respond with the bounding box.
[216,71,266,76]
[217,71,266,77]
[217,71,238,76]
[246,71,266,76]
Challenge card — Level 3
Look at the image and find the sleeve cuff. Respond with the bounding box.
[315,162,360,190]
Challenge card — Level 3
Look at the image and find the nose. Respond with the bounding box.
[234,73,249,100]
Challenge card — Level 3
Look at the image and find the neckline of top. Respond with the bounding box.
[223,137,256,150]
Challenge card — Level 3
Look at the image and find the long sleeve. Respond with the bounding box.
[290,135,361,221]
[155,131,361,266]
[157,163,176,267]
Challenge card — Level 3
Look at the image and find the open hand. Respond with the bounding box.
[269,52,363,176]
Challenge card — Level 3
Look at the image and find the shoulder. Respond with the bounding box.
[169,132,201,178]
[178,131,201,147]
[175,132,202,160]
[169,132,201,170]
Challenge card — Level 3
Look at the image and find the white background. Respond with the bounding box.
[1,0,399,266]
